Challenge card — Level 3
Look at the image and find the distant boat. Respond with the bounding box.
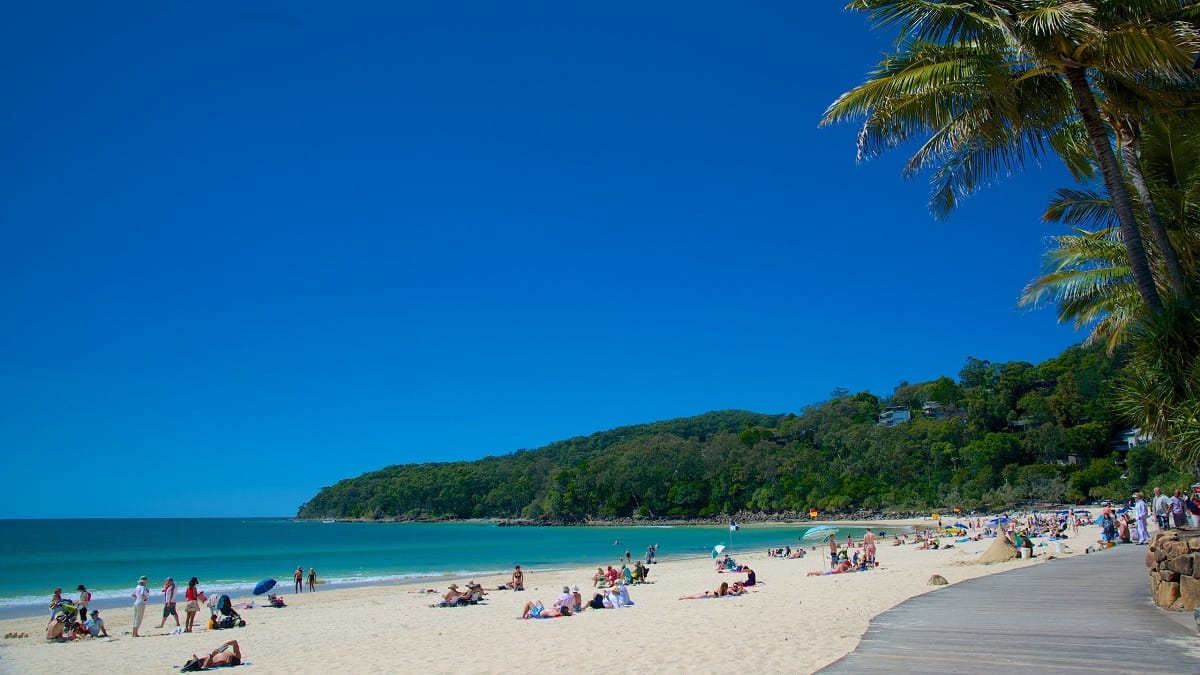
[321,519,335,524]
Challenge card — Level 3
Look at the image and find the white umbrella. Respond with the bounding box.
[712,544,726,558]
[801,526,839,563]
[800,525,838,541]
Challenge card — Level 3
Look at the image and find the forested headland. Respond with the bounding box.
[297,343,1194,522]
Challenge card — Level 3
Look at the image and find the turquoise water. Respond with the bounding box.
[0,519,874,618]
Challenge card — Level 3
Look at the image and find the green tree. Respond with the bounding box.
[825,0,1200,310]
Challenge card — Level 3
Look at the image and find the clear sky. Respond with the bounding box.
[1,1,1084,518]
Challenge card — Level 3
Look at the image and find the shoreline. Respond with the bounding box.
[0,518,930,621]
[0,518,1107,674]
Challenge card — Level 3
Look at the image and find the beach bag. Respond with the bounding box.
[216,615,244,629]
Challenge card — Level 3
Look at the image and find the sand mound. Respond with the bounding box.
[976,535,1018,564]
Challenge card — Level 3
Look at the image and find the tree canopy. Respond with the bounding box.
[297,344,1191,521]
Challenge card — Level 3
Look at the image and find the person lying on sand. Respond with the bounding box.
[520,601,570,619]
[181,639,242,671]
[679,581,737,599]
[807,561,854,576]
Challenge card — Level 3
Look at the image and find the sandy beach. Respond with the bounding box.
[0,520,1100,674]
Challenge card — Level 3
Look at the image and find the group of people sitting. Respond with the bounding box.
[520,582,636,618]
[767,546,805,559]
[592,562,649,587]
[45,608,109,641]
[433,581,487,607]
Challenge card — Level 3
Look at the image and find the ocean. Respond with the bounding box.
[0,518,876,619]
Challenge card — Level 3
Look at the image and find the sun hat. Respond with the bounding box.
[570,585,579,592]
[77,584,86,591]
[138,576,148,584]
[448,583,458,590]
[90,610,99,616]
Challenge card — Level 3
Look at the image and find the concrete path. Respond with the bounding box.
[823,543,1200,673]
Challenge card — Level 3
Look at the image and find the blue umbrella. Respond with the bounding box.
[253,578,277,596]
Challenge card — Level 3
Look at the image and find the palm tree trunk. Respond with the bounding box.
[1122,122,1187,299]
[1063,66,1163,311]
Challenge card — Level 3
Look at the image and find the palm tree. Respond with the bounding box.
[1021,117,1200,351]
[1019,221,1139,353]
[823,0,1200,311]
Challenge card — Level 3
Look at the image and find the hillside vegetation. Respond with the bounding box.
[297,343,1193,521]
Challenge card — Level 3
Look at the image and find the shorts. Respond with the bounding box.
[163,602,177,617]
[186,600,199,612]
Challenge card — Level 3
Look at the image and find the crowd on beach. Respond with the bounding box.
[44,575,217,643]
[21,500,1195,671]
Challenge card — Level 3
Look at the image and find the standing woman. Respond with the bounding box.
[157,577,180,629]
[130,576,150,637]
[307,568,316,592]
[48,587,63,619]
[75,584,91,623]
[184,577,201,633]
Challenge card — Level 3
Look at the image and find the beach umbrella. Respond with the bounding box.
[252,578,277,596]
[800,526,839,562]
[712,544,726,558]
[800,526,838,541]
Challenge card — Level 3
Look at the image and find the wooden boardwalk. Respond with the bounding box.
[823,543,1200,673]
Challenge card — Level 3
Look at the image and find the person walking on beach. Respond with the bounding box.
[184,577,201,633]
[157,577,180,629]
[307,568,316,592]
[131,576,150,637]
[1133,492,1150,544]
[294,566,304,593]
[75,584,91,624]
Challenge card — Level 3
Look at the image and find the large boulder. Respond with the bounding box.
[1155,578,1182,609]
[1165,553,1195,577]
[1180,575,1200,611]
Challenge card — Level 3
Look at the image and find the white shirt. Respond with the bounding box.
[131,584,150,606]
[606,589,624,608]
[1134,499,1148,520]
[617,585,634,606]
[1154,494,1170,515]
[554,592,573,609]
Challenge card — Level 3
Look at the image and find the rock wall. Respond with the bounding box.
[1146,528,1200,610]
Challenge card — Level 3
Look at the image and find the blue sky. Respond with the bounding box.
[1,1,1084,518]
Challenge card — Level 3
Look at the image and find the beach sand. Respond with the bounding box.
[0,521,1101,674]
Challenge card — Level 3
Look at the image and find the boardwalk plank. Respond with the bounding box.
[823,543,1200,674]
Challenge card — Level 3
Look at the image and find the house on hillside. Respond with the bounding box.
[878,406,911,427]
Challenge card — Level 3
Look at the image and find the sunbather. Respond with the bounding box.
[679,581,731,599]
[807,561,853,576]
[520,601,570,619]
[181,639,242,671]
